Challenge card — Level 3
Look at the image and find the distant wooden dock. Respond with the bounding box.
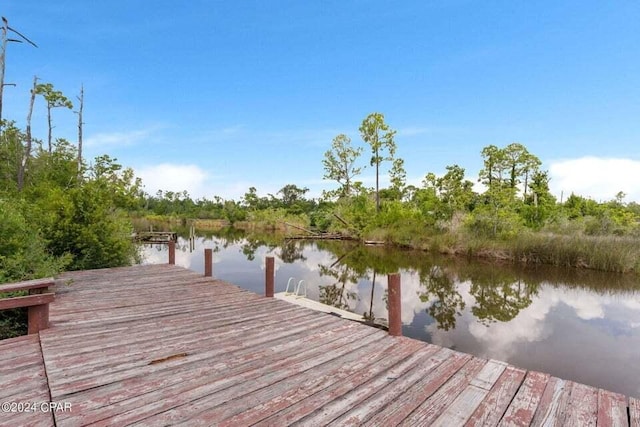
[131,231,177,243]
[1,264,639,426]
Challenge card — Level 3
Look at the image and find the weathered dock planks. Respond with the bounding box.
[0,334,54,426]
[0,264,637,426]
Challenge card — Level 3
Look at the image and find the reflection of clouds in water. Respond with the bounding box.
[298,249,334,274]
[459,286,635,360]
[349,271,430,324]
[561,290,605,320]
[139,244,192,269]
[622,299,640,311]
[465,291,554,359]
[427,323,455,349]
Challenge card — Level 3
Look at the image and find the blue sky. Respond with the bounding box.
[3,1,640,201]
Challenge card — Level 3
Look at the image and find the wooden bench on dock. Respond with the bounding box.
[0,277,55,334]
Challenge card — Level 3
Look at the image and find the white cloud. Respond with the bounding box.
[85,128,158,148]
[136,163,209,198]
[548,157,640,202]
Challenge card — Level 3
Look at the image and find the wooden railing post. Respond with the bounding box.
[204,248,213,277]
[265,256,274,297]
[0,278,56,335]
[168,240,176,265]
[388,273,402,337]
[28,304,49,334]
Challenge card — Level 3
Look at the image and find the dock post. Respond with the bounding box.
[388,273,402,336]
[168,240,176,265]
[27,304,49,334]
[204,248,213,277]
[265,256,274,297]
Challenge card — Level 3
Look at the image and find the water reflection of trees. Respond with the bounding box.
[313,242,539,329]
[279,240,307,263]
[418,266,465,331]
[167,228,640,330]
[468,275,537,325]
[317,250,362,311]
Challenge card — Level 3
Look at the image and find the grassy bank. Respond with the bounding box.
[364,225,640,274]
[133,213,640,274]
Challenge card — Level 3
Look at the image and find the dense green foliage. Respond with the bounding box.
[133,114,640,273]
[0,112,141,336]
[1,132,141,280]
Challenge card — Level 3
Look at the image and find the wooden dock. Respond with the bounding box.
[131,231,177,243]
[1,264,639,426]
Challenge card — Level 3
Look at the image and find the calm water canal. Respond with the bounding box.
[139,230,640,398]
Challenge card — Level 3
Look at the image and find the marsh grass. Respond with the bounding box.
[507,233,640,273]
[378,224,640,273]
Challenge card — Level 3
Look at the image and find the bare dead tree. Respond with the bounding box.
[76,84,84,176]
[17,75,38,191]
[0,17,37,125]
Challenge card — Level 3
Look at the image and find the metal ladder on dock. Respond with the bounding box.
[284,277,307,298]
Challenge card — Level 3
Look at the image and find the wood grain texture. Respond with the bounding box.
[630,397,640,427]
[465,365,527,427]
[0,264,634,427]
[0,333,54,426]
[0,277,55,293]
[498,371,550,426]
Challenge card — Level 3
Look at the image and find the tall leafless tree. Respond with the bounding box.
[17,75,37,191]
[0,17,37,125]
[76,84,84,176]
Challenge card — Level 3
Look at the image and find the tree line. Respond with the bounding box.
[140,113,640,240]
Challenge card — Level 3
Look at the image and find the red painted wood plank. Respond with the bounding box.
[0,333,38,346]
[1,409,54,427]
[287,344,444,426]
[560,381,598,427]
[530,376,568,426]
[42,304,311,365]
[398,357,487,426]
[45,311,337,384]
[44,307,309,365]
[362,350,472,426]
[43,296,288,345]
[53,321,373,423]
[429,360,509,427]
[79,328,386,426]
[333,347,460,426]
[189,333,400,426]
[0,371,49,401]
[0,277,55,293]
[498,371,550,426]
[0,293,54,310]
[0,351,45,372]
[253,338,425,427]
[0,337,41,363]
[629,397,640,427]
[0,265,625,427]
[53,318,350,419]
[216,338,405,426]
[269,345,451,427]
[465,365,527,427]
[596,389,628,427]
[48,314,347,399]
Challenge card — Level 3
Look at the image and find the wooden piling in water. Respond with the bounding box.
[204,248,213,277]
[168,241,176,265]
[388,273,402,336]
[265,256,274,297]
